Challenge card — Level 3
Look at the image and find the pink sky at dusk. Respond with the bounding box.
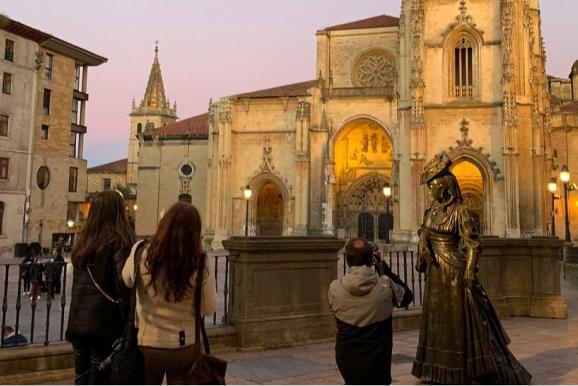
[2,1,578,166]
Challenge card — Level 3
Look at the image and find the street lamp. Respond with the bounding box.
[548,177,559,237]
[67,219,75,228]
[133,204,138,211]
[560,165,572,242]
[382,183,392,214]
[243,185,252,237]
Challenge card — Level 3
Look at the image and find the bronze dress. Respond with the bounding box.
[411,200,532,384]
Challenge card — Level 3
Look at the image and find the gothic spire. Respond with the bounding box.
[140,43,169,111]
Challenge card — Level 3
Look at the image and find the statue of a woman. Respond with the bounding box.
[412,152,532,384]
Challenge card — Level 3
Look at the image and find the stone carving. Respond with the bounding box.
[219,100,233,124]
[296,100,310,121]
[347,175,389,212]
[250,135,293,194]
[448,119,503,180]
[442,0,484,40]
[352,50,396,88]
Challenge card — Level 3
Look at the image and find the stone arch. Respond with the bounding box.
[449,152,493,233]
[247,172,292,236]
[329,115,395,160]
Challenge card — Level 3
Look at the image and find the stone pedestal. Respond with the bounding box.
[222,236,344,349]
[479,237,568,319]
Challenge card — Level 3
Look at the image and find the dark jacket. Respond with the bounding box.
[66,244,131,340]
[3,333,28,347]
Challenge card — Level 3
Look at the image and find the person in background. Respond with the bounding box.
[20,247,32,295]
[28,243,44,300]
[328,238,407,385]
[122,203,218,385]
[53,247,65,295]
[2,326,28,347]
[66,191,136,385]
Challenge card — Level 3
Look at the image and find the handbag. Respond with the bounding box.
[95,241,146,385]
[186,254,227,385]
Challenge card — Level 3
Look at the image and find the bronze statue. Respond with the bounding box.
[412,152,531,384]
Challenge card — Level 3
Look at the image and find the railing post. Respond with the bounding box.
[213,255,218,326]
[223,255,229,324]
[410,251,416,306]
[15,265,22,346]
[1,265,9,348]
[44,272,53,346]
[59,262,68,341]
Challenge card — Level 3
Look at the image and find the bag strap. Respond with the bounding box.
[125,240,146,335]
[193,254,211,356]
[87,266,120,304]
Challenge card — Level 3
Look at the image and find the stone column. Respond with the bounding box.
[223,236,344,349]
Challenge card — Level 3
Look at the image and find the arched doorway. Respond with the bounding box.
[451,160,485,232]
[332,118,394,241]
[255,182,284,236]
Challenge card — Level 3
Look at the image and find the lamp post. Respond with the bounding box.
[560,165,571,242]
[243,185,252,237]
[383,183,392,243]
[548,177,558,237]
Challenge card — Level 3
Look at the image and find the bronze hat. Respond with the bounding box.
[420,152,453,185]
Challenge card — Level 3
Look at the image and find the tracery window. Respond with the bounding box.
[453,36,475,99]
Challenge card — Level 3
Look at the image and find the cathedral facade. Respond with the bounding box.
[128,0,577,250]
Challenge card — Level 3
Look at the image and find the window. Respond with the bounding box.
[137,123,142,134]
[0,115,8,136]
[68,167,78,192]
[103,178,111,191]
[4,39,14,62]
[378,213,393,243]
[45,54,53,80]
[178,194,192,204]
[71,98,79,124]
[453,36,475,99]
[74,65,82,91]
[69,132,78,157]
[43,89,51,115]
[357,212,374,241]
[36,166,50,189]
[0,202,4,235]
[2,73,12,94]
[41,124,49,140]
[0,158,8,179]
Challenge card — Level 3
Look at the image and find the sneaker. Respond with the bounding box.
[37,296,41,300]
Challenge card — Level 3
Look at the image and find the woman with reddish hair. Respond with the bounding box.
[122,202,217,385]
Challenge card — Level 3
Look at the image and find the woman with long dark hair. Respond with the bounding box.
[66,191,136,384]
[122,202,217,385]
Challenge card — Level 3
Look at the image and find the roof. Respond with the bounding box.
[0,15,106,65]
[88,158,128,173]
[322,15,399,32]
[147,113,209,138]
[561,101,578,114]
[232,79,318,99]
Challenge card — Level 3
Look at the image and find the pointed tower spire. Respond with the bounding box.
[140,42,171,112]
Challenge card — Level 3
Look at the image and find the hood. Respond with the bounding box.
[340,265,378,296]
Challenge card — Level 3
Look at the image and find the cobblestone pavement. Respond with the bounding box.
[219,279,578,385]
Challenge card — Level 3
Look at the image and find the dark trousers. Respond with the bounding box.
[53,278,62,294]
[70,334,116,385]
[141,345,195,385]
[23,279,31,293]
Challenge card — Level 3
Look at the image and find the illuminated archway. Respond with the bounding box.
[451,160,485,232]
[255,182,284,236]
[332,118,394,240]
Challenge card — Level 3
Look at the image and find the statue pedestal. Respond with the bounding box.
[222,236,344,349]
[480,237,568,319]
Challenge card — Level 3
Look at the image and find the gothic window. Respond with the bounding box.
[137,123,142,134]
[357,212,374,241]
[452,36,476,99]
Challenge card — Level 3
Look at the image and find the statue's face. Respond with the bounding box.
[428,178,445,202]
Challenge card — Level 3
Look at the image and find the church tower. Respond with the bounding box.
[397,0,549,238]
[127,44,177,194]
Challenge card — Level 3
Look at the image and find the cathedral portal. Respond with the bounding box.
[255,182,284,236]
[332,118,394,242]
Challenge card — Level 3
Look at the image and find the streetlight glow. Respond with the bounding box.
[243,185,252,200]
[67,220,75,228]
[560,165,570,183]
[133,204,138,211]
[548,177,557,193]
[383,184,392,198]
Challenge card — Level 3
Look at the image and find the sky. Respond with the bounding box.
[2,0,578,167]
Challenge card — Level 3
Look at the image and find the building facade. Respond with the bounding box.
[0,16,106,256]
[129,0,578,248]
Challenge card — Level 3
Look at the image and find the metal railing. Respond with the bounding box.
[0,253,231,348]
[338,250,424,309]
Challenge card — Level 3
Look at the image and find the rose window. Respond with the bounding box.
[352,50,396,88]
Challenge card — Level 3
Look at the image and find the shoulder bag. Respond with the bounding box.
[186,253,227,385]
[96,241,146,385]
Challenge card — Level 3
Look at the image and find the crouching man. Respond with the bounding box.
[328,238,407,385]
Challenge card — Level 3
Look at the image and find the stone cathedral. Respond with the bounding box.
[124,0,578,250]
